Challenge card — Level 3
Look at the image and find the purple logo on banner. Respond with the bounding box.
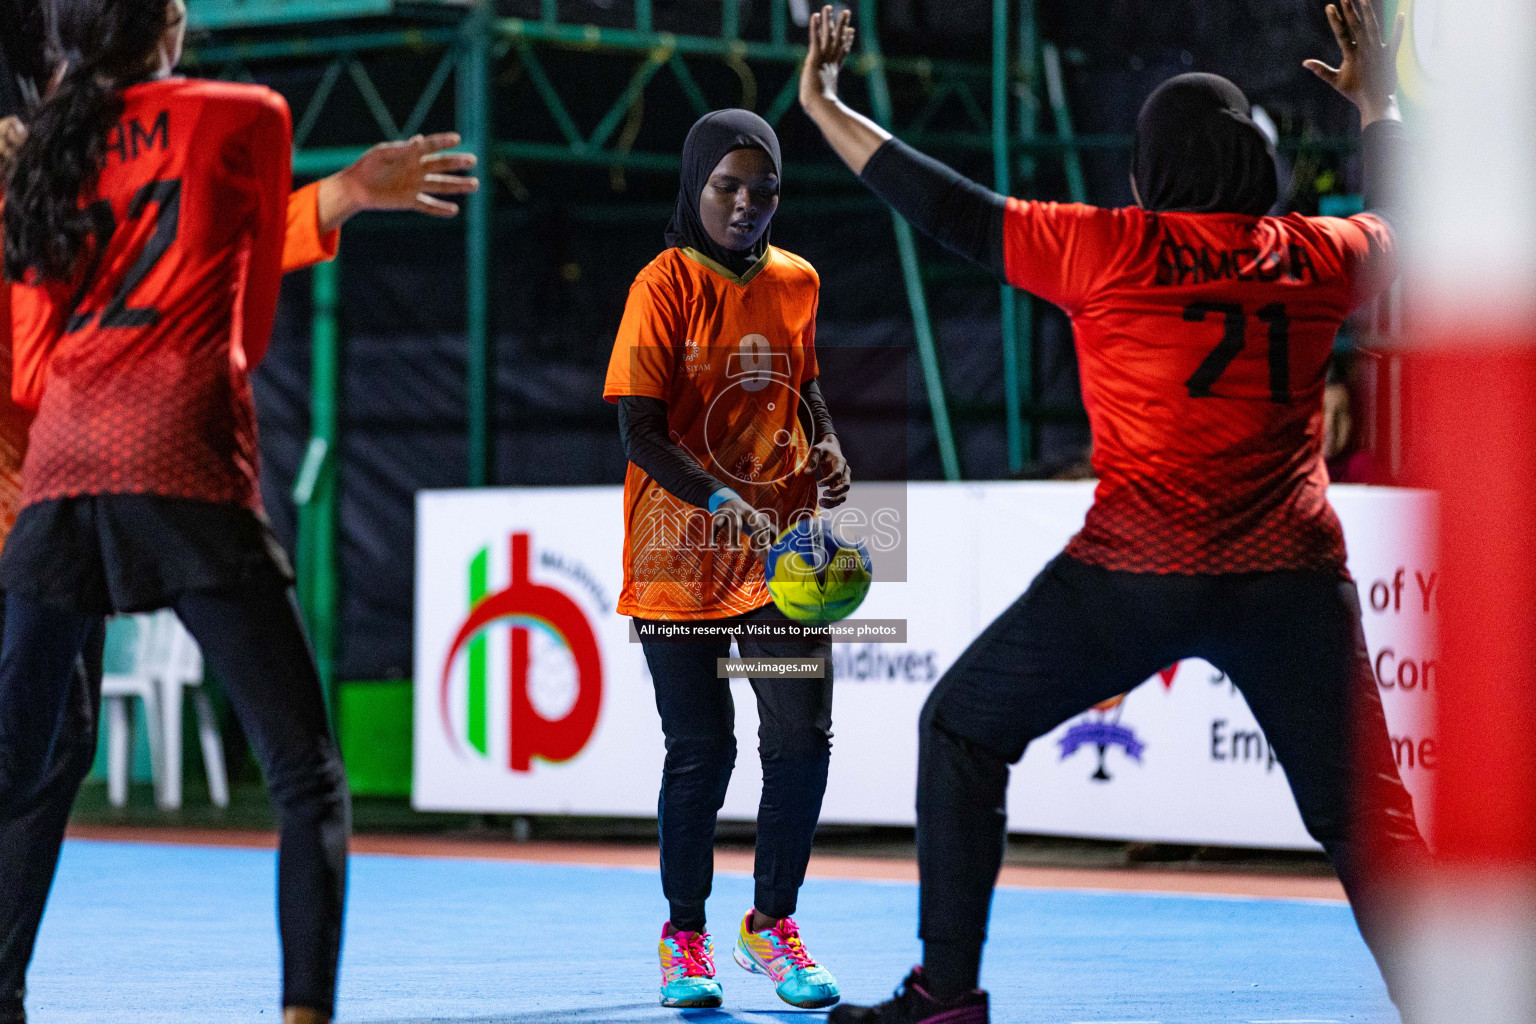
[1056,665,1180,782]
[1057,692,1149,783]
[1058,721,1146,762]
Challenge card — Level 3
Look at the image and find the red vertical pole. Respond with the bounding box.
[1399,4,1536,1020]
[1401,342,1536,1024]
[1416,348,1536,866]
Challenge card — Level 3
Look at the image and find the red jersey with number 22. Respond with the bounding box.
[9,77,291,512]
[1003,200,1394,575]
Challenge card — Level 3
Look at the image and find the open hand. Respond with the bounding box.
[1303,0,1404,126]
[799,5,856,114]
[319,132,481,232]
[808,436,851,509]
[712,498,777,562]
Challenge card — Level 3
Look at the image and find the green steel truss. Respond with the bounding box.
[187,0,488,30]
[185,0,1091,478]
[183,0,1096,692]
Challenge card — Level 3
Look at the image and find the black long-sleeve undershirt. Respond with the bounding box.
[858,138,1009,279]
[617,396,726,509]
[799,377,836,447]
[857,117,1410,275]
[617,378,837,510]
[1360,118,1409,227]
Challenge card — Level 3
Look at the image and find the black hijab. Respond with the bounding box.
[1131,73,1278,218]
[665,108,781,276]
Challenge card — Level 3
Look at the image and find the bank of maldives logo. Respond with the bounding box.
[438,532,603,771]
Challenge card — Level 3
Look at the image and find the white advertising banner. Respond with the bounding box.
[413,482,1436,850]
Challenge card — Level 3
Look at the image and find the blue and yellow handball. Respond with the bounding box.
[765,518,873,623]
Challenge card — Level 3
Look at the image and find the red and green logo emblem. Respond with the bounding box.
[439,532,603,771]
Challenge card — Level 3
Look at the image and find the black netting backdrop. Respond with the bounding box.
[245,0,1367,679]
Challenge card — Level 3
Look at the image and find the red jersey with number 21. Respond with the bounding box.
[1003,199,1395,575]
[9,77,291,512]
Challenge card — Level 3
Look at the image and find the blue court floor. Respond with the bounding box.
[25,840,1399,1023]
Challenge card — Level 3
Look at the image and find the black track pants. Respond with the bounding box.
[0,583,350,1017]
[917,554,1424,1009]
[638,602,834,932]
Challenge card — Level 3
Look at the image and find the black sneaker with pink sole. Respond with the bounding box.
[828,968,989,1024]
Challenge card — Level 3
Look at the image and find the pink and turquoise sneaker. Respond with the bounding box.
[658,925,723,1008]
[733,910,841,1009]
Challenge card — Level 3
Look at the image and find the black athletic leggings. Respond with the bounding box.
[0,594,102,1024]
[917,554,1425,1009]
[639,601,834,932]
[0,582,350,1018]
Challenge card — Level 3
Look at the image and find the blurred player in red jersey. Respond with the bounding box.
[799,4,1426,1023]
[1,3,336,1022]
[0,133,475,1024]
[0,2,469,1022]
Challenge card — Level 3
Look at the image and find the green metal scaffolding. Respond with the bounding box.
[184,0,1102,688]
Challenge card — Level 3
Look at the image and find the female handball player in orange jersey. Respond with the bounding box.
[0,2,469,1021]
[798,4,1426,1023]
[604,109,851,1010]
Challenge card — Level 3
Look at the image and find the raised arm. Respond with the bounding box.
[1304,0,1408,304]
[798,6,1009,278]
[796,7,885,174]
[1304,0,1408,224]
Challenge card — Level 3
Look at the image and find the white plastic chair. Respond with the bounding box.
[101,611,229,810]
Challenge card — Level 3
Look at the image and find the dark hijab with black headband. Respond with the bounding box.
[1131,72,1279,217]
[665,108,782,276]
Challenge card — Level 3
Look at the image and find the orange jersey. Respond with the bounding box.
[9,77,293,512]
[604,246,821,619]
[282,180,339,274]
[1003,199,1395,574]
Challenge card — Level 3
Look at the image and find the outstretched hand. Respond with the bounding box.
[1303,0,1404,126]
[799,5,856,113]
[317,132,481,234]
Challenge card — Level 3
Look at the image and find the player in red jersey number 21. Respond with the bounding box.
[800,3,1426,1023]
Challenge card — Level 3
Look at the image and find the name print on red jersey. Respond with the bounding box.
[1154,230,1321,287]
[104,110,170,166]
